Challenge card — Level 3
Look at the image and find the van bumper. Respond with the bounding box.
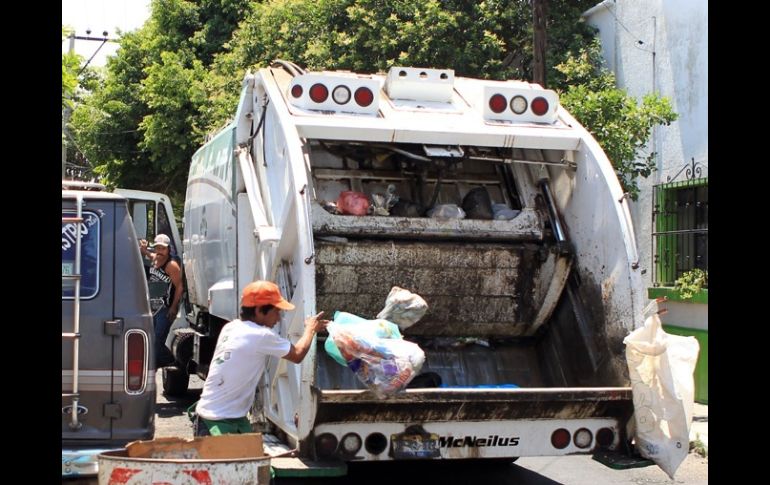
[62,447,120,477]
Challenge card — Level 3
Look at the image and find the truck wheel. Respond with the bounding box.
[162,365,189,397]
[171,328,196,367]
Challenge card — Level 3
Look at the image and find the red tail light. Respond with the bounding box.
[309,83,329,103]
[551,428,571,449]
[126,332,147,392]
[531,96,549,116]
[488,94,507,113]
[315,433,339,458]
[290,84,303,98]
[354,87,374,107]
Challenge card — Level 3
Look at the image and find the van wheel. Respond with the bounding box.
[162,365,189,397]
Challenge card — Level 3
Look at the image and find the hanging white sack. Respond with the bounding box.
[623,312,700,479]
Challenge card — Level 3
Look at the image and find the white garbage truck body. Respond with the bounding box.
[181,64,646,468]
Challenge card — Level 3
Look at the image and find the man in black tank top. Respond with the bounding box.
[139,234,183,367]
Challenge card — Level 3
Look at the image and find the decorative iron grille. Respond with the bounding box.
[652,172,708,287]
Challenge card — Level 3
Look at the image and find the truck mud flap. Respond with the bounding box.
[592,450,655,470]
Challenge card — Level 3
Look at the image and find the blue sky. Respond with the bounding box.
[62,0,151,67]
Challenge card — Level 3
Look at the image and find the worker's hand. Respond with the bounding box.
[305,311,330,333]
[167,306,178,320]
[139,239,149,256]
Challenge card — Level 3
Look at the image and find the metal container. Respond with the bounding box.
[98,449,271,484]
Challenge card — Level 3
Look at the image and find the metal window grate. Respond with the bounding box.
[651,178,708,286]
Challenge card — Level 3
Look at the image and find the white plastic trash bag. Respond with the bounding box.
[327,321,425,398]
[376,286,428,330]
[623,313,700,479]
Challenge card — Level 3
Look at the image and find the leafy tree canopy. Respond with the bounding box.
[68,0,675,202]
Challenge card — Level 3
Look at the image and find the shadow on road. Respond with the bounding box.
[276,460,564,485]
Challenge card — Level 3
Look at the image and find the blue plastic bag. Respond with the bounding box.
[324,311,402,366]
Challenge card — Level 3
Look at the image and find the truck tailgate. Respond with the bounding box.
[314,387,632,423]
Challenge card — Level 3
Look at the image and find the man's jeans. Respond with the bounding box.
[154,306,174,367]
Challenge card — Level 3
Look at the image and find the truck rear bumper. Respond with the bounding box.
[310,387,634,461]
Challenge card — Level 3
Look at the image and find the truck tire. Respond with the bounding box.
[162,365,189,397]
[171,328,196,367]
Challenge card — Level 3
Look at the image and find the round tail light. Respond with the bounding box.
[365,433,388,455]
[596,427,615,448]
[332,85,351,105]
[551,428,571,449]
[309,83,329,103]
[315,433,338,458]
[573,428,593,449]
[340,433,362,455]
[510,95,528,114]
[354,87,374,107]
[489,94,507,113]
[290,84,303,98]
[531,96,549,116]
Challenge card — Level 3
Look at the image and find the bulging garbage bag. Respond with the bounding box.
[376,286,428,330]
[624,312,700,479]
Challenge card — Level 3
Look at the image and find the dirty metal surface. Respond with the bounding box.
[315,240,565,337]
[312,388,633,425]
[312,203,544,241]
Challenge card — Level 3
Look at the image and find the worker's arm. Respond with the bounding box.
[283,312,329,364]
[165,260,184,319]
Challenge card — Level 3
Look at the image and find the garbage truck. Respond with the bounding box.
[177,61,651,474]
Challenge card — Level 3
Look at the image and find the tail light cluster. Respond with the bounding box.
[315,431,386,459]
[125,330,148,394]
[288,74,381,115]
[551,427,616,451]
[483,85,559,124]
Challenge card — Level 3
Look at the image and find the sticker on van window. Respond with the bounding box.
[62,211,100,299]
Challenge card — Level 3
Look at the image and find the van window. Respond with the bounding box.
[156,202,178,255]
[62,211,100,299]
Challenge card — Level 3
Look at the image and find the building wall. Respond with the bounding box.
[584,0,708,290]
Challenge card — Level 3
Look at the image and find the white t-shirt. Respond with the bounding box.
[196,319,291,420]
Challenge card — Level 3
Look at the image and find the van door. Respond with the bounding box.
[62,199,116,443]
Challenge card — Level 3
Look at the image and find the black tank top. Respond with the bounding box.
[148,257,177,308]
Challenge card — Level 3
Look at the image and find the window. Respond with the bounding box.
[62,210,101,299]
[156,202,178,256]
[652,178,708,286]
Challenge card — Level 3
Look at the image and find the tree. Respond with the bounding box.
[62,27,81,110]
[70,0,674,202]
[554,39,677,199]
[69,0,251,202]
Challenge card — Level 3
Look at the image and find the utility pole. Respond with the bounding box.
[62,31,113,180]
[532,0,548,87]
[63,33,76,179]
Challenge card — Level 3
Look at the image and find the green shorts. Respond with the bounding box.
[200,416,252,436]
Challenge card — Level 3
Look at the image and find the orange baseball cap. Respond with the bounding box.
[241,281,295,310]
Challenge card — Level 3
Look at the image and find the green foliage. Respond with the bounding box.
[674,269,708,300]
[554,39,677,199]
[690,434,708,458]
[62,26,82,110]
[69,0,674,203]
[69,0,250,200]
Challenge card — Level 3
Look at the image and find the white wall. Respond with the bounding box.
[584,0,708,289]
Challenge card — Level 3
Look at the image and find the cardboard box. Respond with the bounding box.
[126,433,264,460]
